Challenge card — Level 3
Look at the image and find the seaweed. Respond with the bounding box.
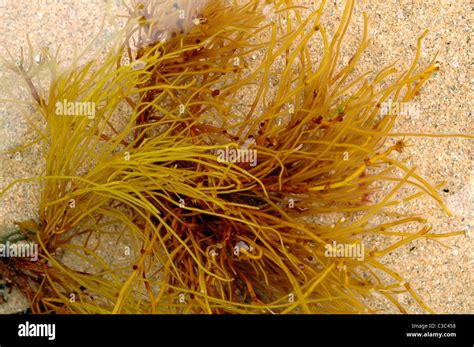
[0,0,472,314]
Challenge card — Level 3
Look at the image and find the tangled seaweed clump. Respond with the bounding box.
[0,0,471,314]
